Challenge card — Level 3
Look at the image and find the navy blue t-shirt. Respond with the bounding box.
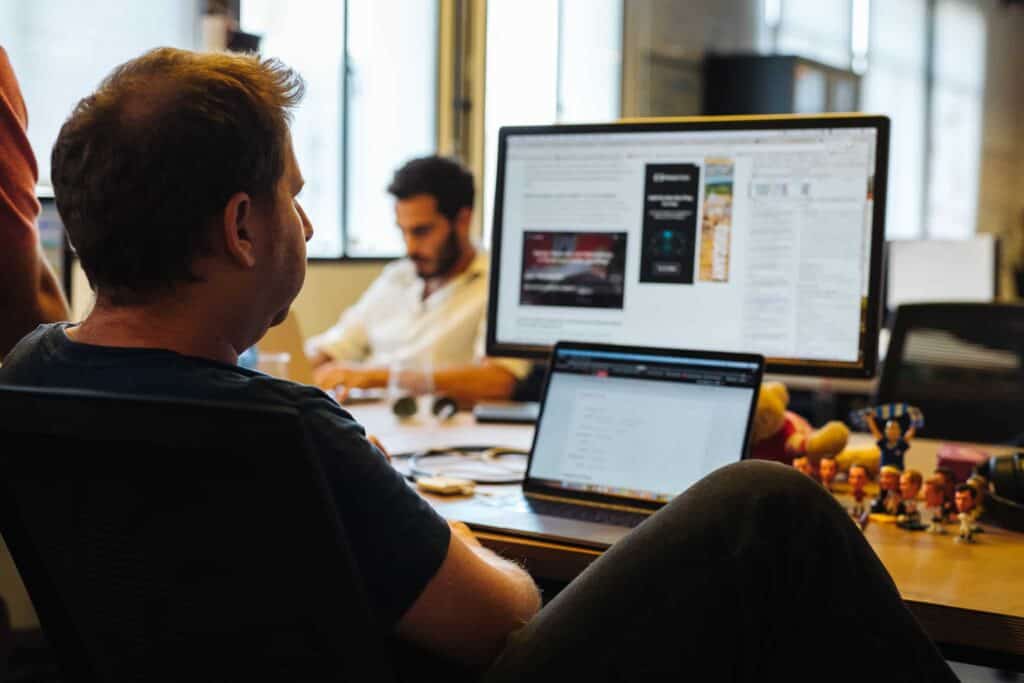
[0,323,451,627]
[878,437,910,470]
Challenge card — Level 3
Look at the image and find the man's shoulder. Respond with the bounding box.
[1,325,361,436]
[241,374,367,437]
[0,323,62,373]
[377,257,418,282]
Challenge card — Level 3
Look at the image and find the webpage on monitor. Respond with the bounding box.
[493,127,878,366]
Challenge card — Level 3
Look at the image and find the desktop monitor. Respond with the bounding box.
[486,115,890,378]
[37,196,74,301]
[886,235,998,316]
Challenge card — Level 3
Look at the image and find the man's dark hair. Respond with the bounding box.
[386,155,474,223]
[51,48,304,304]
[956,483,978,498]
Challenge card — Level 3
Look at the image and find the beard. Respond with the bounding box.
[414,226,462,278]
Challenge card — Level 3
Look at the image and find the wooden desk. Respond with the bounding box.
[349,403,1024,660]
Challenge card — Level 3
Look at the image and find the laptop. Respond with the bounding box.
[443,341,764,549]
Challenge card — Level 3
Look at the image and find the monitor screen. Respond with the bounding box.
[37,197,73,301]
[886,236,997,314]
[486,115,889,377]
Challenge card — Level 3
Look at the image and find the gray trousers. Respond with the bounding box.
[484,460,956,682]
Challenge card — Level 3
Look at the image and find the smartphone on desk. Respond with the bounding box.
[343,387,388,404]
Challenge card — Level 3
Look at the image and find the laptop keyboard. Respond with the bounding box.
[526,497,649,528]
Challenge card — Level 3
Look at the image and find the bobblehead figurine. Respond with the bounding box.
[792,455,816,479]
[923,475,947,534]
[897,469,926,531]
[818,457,838,492]
[933,466,958,521]
[871,465,902,515]
[848,463,870,526]
[954,483,979,544]
[866,414,915,470]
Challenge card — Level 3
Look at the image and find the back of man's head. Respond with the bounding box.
[51,48,304,305]
[387,155,474,223]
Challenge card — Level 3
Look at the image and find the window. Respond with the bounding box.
[775,0,853,69]
[767,0,988,239]
[242,0,438,259]
[927,0,986,239]
[861,0,928,240]
[0,1,199,189]
[482,0,622,243]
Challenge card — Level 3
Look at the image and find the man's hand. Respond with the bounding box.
[313,361,388,401]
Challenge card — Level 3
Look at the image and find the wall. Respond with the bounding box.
[289,261,387,339]
[975,1,1024,297]
[621,0,764,118]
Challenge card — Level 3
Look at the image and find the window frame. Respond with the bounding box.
[281,0,445,263]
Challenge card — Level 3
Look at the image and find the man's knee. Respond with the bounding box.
[706,458,822,498]
[659,458,835,523]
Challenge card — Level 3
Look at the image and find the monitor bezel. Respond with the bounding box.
[486,114,890,378]
[522,340,765,511]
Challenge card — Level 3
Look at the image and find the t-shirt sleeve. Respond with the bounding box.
[299,394,451,627]
[0,46,40,250]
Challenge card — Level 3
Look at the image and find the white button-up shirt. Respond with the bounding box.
[305,251,529,378]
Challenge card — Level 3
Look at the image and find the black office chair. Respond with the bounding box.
[878,303,1024,443]
[0,386,395,683]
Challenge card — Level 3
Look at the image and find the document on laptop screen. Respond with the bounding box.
[529,350,759,502]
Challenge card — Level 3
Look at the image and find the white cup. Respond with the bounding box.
[388,356,434,421]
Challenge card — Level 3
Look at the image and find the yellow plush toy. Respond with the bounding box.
[750,381,850,469]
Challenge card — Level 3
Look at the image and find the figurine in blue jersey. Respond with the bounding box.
[866,413,915,470]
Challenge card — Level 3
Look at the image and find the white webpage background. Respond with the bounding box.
[530,372,755,497]
[495,128,876,363]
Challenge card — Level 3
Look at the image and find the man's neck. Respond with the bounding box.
[67,297,241,365]
[422,244,477,299]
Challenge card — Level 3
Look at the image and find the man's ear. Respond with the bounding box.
[221,191,257,268]
[454,206,473,238]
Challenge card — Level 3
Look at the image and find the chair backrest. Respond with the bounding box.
[0,386,394,682]
[878,303,1024,443]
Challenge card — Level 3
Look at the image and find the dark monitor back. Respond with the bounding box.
[878,304,1024,443]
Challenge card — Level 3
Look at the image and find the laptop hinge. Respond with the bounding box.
[524,491,657,516]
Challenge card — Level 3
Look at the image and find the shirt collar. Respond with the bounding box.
[414,248,488,308]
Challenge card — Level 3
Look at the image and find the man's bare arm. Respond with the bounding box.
[396,521,541,669]
[315,361,517,404]
[0,244,70,359]
[433,362,517,403]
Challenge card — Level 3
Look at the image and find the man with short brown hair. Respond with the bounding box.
[1,47,540,672]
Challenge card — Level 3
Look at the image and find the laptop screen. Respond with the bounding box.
[527,345,762,504]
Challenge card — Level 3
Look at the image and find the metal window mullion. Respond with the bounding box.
[922,0,936,239]
[341,0,351,257]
